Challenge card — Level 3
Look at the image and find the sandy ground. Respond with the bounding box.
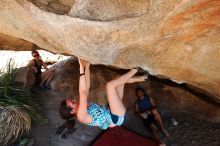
[162,113,220,146]
[29,89,102,146]
[29,89,220,146]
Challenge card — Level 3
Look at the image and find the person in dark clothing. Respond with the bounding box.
[26,50,54,89]
[135,87,171,146]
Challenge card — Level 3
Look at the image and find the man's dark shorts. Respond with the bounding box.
[142,113,156,129]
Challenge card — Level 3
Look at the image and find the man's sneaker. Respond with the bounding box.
[61,128,76,139]
[56,124,66,135]
[39,84,47,90]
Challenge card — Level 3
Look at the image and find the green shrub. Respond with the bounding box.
[0,59,45,145]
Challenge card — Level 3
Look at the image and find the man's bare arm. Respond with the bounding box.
[41,60,49,71]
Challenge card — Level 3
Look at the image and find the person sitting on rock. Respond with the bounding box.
[26,50,54,89]
[59,58,148,130]
[135,87,171,146]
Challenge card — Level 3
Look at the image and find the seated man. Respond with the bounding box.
[134,87,170,146]
[26,50,54,89]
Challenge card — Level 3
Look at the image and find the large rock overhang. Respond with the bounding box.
[0,0,220,102]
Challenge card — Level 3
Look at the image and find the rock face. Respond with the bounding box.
[14,67,36,88]
[0,33,33,51]
[0,0,220,103]
[68,0,150,21]
[27,0,74,15]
